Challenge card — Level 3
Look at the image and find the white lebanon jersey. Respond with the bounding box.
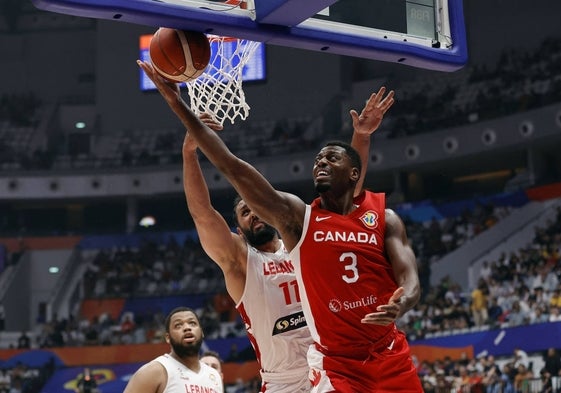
[155,354,223,393]
[236,240,313,377]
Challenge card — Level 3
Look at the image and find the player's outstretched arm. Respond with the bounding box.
[182,121,247,301]
[137,60,306,251]
[349,86,395,196]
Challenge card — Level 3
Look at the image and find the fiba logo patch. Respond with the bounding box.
[328,299,342,313]
[360,211,378,228]
[272,311,307,335]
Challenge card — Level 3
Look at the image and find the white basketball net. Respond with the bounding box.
[185,35,260,125]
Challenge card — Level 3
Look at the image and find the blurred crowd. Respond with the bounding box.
[1,36,561,172]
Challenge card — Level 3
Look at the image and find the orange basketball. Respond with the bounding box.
[149,28,211,83]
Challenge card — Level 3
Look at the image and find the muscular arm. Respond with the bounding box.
[123,361,166,393]
[361,209,420,325]
[384,209,421,316]
[349,87,394,196]
[182,132,247,302]
[138,60,306,251]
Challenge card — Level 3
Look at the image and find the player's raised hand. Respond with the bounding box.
[199,112,223,132]
[350,86,395,136]
[184,113,224,152]
[137,60,181,102]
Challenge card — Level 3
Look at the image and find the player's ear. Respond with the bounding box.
[350,167,360,182]
[236,227,244,238]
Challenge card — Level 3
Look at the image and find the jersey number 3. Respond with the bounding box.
[340,252,359,283]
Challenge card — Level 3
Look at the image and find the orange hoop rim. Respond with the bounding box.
[206,34,239,43]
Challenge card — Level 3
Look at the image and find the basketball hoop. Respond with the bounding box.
[185,34,260,125]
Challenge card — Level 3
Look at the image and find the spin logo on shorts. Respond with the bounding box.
[360,210,379,228]
[328,299,342,313]
[272,311,307,335]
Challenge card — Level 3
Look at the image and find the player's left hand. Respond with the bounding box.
[137,60,181,102]
[361,287,404,326]
[184,113,224,151]
[350,86,395,136]
[199,112,223,132]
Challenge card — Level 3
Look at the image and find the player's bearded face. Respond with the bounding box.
[242,222,277,246]
[169,334,203,358]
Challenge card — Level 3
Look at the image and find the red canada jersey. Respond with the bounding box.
[289,191,398,355]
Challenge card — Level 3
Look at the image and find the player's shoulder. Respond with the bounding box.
[125,359,166,392]
[142,358,168,374]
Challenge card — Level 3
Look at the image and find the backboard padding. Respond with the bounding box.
[31,0,468,71]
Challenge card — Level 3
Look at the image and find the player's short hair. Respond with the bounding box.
[201,350,223,363]
[164,306,199,333]
[324,140,362,176]
[232,194,243,226]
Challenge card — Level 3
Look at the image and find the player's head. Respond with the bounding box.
[165,307,204,358]
[232,195,278,246]
[313,141,361,194]
[201,350,224,380]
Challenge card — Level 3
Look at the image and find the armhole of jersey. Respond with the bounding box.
[235,245,252,308]
[153,357,169,390]
[380,193,387,238]
[289,204,311,259]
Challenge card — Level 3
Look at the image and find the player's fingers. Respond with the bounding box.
[361,314,394,325]
[380,91,395,108]
[381,97,395,113]
[349,109,360,124]
[388,287,405,303]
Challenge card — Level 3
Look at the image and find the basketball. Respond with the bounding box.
[149,28,211,83]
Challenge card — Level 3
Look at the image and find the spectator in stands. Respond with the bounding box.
[507,300,530,327]
[452,365,471,392]
[529,305,550,324]
[540,367,553,393]
[467,366,484,392]
[550,289,561,309]
[513,363,534,393]
[481,355,503,393]
[549,307,561,322]
[499,363,516,393]
[479,260,493,283]
[532,266,559,293]
[487,296,504,326]
[0,368,11,393]
[471,279,489,326]
[120,313,136,337]
[123,307,223,393]
[75,368,99,393]
[16,331,30,349]
[513,347,530,369]
[543,347,561,377]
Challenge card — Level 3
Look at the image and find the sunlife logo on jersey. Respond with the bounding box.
[328,294,378,313]
[272,311,307,335]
